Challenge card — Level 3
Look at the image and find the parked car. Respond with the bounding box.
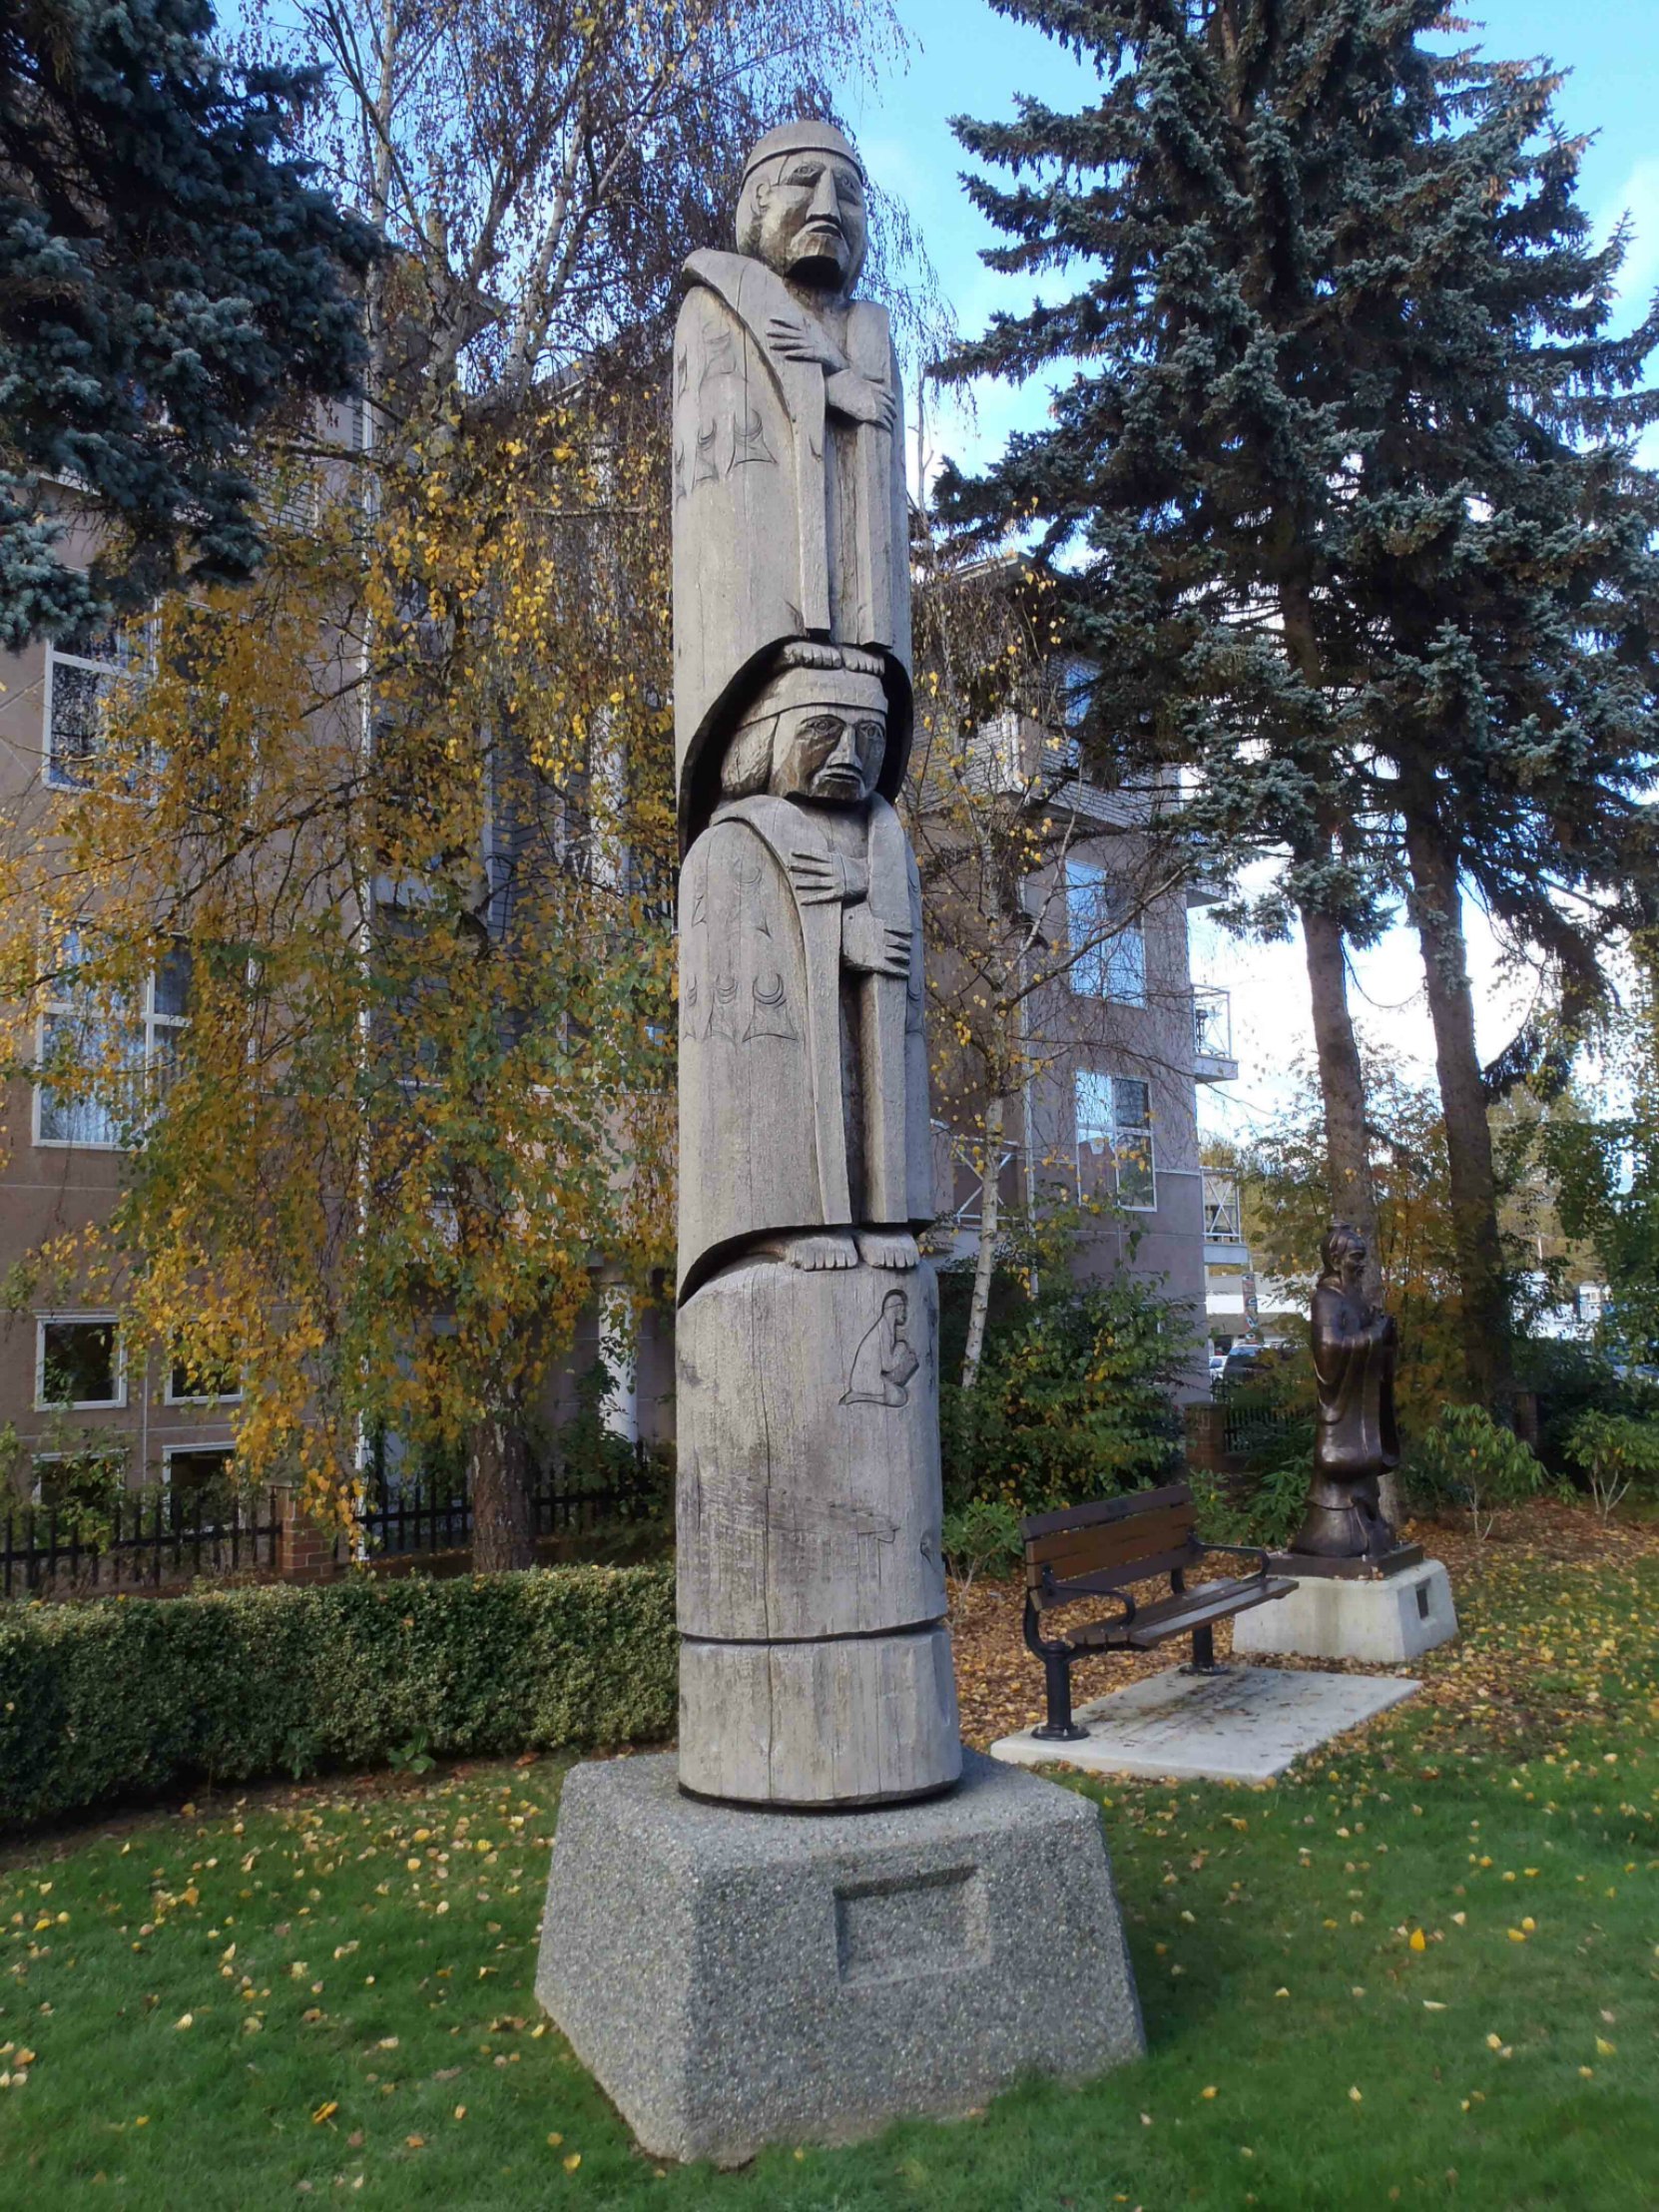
[1218,1342,1288,1392]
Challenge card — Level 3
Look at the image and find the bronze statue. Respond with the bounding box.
[1293,1222,1400,1559]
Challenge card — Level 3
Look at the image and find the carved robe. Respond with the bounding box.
[671,250,912,848]
[1311,1284,1401,1482]
[676,793,931,1299]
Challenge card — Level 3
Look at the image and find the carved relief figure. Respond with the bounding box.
[842,1289,919,1407]
[1294,1222,1401,1559]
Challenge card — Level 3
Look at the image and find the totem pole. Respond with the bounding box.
[670,120,960,1807]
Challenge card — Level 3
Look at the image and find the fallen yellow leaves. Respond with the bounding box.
[311,2100,337,2125]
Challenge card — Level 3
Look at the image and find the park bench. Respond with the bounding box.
[1020,1480,1295,1740]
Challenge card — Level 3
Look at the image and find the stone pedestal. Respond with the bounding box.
[536,1750,1143,2166]
[1231,1557,1456,1663]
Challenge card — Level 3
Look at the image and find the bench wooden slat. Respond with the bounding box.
[1033,1543,1201,1606]
[1025,1503,1198,1578]
[1019,1481,1192,1543]
[1117,1576,1294,1649]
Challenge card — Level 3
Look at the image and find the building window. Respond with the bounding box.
[35,941,192,1148]
[36,1316,125,1408]
[1065,860,1146,1004]
[166,1348,243,1405]
[163,1446,238,1528]
[1075,1070,1157,1211]
[44,620,153,790]
[32,1445,128,1509]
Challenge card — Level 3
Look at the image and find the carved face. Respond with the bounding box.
[747,152,867,291]
[769,704,886,806]
[1324,1230,1366,1287]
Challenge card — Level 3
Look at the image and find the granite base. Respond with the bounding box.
[535,1748,1143,2166]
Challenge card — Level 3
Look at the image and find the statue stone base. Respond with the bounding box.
[1233,1557,1456,1664]
[536,1750,1143,2166]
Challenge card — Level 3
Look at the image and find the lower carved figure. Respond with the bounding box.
[1293,1222,1400,1560]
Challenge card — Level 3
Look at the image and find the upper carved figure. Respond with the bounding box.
[672,121,912,853]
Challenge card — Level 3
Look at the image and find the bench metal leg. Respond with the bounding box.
[1030,1646,1089,1742]
[1182,1620,1227,1677]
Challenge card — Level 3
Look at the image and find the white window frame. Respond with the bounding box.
[30,1445,130,1506]
[1065,859,1146,1005]
[34,1313,127,1410]
[164,1352,244,1407]
[1074,1070,1158,1213]
[43,620,155,792]
[34,944,191,1151]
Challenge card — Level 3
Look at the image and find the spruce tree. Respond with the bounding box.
[0,0,375,644]
[936,0,1659,1411]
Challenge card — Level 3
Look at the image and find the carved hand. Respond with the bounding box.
[788,849,843,905]
[765,311,846,374]
[841,906,911,977]
[825,368,897,431]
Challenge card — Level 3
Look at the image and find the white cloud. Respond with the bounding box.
[1595,157,1659,322]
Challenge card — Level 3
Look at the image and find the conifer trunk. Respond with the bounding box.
[470,1403,535,1572]
[1301,902,1383,1307]
[1401,799,1512,1414]
[1279,584,1384,1311]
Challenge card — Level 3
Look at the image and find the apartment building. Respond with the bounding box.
[924,708,1237,1386]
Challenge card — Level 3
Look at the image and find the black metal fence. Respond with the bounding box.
[1218,1395,1300,1462]
[0,1487,284,1600]
[346,1445,669,1559]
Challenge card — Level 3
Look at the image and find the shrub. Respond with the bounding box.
[1512,1339,1659,1477]
[939,1496,1024,1597]
[0,1563,675,1832]
[1189,1456,1312,1551]
[1403,1402,1546,1541]
[1563,1410,1659,1521]
[940,1270,1189,1514]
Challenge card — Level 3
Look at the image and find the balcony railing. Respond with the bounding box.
[1202,1171,1244,1243]
[1192,986,1238,1080]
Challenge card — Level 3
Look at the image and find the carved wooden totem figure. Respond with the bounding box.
[672,122,961,1807]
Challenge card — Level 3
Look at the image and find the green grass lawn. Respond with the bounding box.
[2,1540,1656,2209]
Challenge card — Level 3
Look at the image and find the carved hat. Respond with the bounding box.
[740,120,864,187]
[736,646,886,724]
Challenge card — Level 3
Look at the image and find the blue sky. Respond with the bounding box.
[844,2,1659,1138]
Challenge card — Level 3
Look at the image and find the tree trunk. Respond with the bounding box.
[960,1093,1006,1392]
[470,1404,535,1572]
[1401,801,1513,1414]
[1301,901,1383,1307]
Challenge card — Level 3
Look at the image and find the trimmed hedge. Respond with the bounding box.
[0,1564,676,1831]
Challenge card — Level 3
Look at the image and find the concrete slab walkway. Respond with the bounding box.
[989,1664,1418,1785]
